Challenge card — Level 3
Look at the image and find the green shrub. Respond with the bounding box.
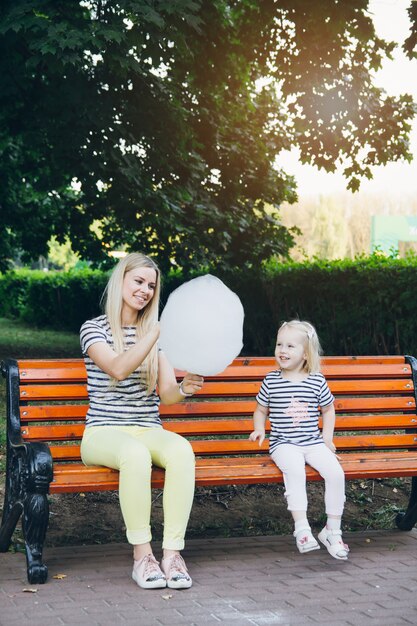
[0,269,108,331]
[1,254,417,356]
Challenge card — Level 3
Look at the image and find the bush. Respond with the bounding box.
[1,254,417,356]
[0,269,108,331]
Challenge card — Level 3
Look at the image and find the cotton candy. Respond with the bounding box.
[159,275,244,376]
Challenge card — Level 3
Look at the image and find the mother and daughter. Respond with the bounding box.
[79,252,347,591]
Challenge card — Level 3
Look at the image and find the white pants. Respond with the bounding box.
[271,443,345,516]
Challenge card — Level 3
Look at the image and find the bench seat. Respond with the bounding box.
[49,451,417,492]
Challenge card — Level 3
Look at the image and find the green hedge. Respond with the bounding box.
[1,255,417,356]
[0,268,108,332]
[219,254,417,356]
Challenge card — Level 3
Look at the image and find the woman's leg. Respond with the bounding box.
[138,428,195,588]
[81,426,154,547]
[138,428,195,552]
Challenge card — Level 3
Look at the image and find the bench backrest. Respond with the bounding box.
[4,355,417,467]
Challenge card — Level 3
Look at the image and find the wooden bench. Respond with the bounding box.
[2,355,417,583]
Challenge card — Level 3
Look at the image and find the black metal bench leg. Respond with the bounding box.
[23,492,50,584]
[20,442,53,584]
[396,476,417,531]
[0,503,23,552]
[0,451,24,552]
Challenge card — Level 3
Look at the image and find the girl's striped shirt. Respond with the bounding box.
[80,315,162,429]
[256,370,334,454]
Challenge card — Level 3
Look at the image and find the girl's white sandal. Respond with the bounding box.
[318,527,349,560]
[293,528,320,553]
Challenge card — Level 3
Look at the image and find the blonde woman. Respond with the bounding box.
[80,253,203,589]
[249,320,348,560]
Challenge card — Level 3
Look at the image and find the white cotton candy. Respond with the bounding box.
[159,275,244,376]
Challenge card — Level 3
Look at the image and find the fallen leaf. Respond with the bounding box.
[22,588,38,593]
[53,574,67,580]
[162,594,173,600]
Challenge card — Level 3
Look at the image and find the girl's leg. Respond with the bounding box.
[304,444,345,517]
[271,444,308,512]
[304,444,348,560]
[271,445,319,553]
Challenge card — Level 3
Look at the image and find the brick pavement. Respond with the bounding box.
[1,530,417,625]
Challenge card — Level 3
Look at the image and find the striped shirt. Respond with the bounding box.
[256,370,334,454]
[79,315,162,429]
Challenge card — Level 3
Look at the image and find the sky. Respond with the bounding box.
[276,0,417,197]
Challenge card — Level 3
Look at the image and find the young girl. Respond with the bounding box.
[249,320,348,560]
[80,252,204,589]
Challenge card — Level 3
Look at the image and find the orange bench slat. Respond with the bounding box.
[47,432,417,462]
[48,450,417,493]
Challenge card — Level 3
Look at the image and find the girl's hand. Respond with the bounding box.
[324,438,336,453]
[181,373,204,395]
[249,430,265,446]
[324,438,341,459]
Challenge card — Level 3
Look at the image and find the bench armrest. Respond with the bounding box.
[1,358,25,447]
[1,358,53,488]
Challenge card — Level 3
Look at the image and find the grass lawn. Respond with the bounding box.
[0,317,80,362]
[0,317,81,470]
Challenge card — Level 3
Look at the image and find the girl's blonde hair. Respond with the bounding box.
[103,252,160,394]
[278,319,322,374]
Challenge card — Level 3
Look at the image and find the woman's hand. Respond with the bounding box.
[249,429,265,447]
[181,373,204,396]
[87,322,161,381]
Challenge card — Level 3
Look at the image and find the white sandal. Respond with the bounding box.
[318,527,349,560]
[293,527,320,553]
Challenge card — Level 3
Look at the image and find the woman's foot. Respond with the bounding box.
[132,554,166,589]
[293,527,320,553]
[161,553,192,589]
[318,527,349,560]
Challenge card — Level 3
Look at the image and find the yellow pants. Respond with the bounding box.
[80,426,195,550]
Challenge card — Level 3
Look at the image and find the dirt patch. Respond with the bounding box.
[0,477,410,549]
[28,478,413,548]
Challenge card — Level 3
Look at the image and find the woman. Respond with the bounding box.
[80,252,203,589]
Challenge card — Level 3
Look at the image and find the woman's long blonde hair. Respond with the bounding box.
[103,252,160,393]
[278,320,323,374]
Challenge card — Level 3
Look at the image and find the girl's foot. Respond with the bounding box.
[161,553,192,589]
[318,527,349,560]
[132,554,166,589]
[293,527,320,553]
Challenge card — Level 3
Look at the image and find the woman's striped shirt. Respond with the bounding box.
[79,315,162,429]
[256,370,334,454]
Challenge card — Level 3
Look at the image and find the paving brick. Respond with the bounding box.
[2,531,417,625]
